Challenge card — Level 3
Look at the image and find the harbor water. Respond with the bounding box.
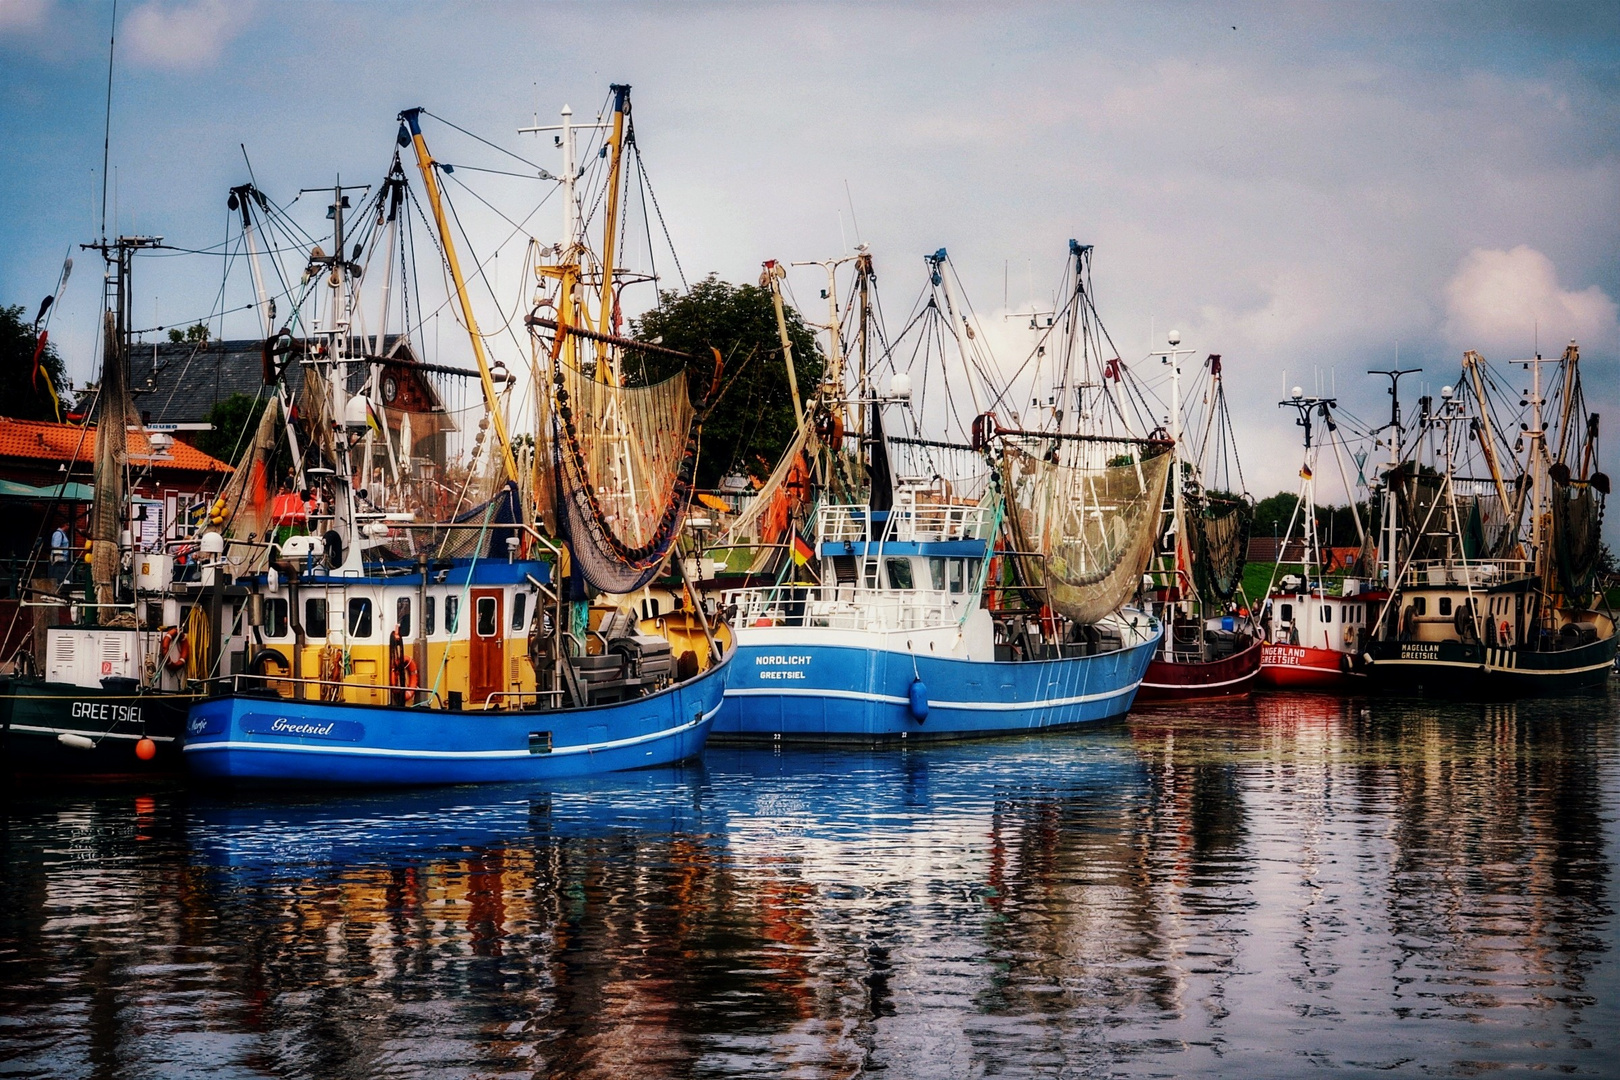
[1,689,1616,1078]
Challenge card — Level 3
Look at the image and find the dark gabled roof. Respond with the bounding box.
[129,339,267,424]
[129,334,444,425]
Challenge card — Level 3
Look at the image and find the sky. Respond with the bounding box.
[2,0,1618,520]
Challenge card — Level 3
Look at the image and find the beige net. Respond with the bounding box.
[553,359,698,593]
[1000,444,1172,624]
[220,396,282,575]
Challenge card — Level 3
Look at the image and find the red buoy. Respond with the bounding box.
[135,738,157,761]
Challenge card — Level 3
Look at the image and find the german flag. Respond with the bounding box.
[791,534,814,566]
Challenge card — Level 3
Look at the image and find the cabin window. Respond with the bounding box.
[445,595,460,634]
[512,592,528,631]
[1280,603,1293,623]
[424,596,436,635]
[262,598,288,638]
[885,559,914,590]
[305,598,328,638]
[1438,597,1452,617]
[1413,597,1427,616]
[929,559,947,591]
[397,597,411,638]
[1320,605,1332,623]
[476,596,498,637]
[948,560,965,593]
[348,598,373,639]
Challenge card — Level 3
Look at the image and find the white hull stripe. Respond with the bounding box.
[725,682,1139,710]
[1140,671,1257,690]
[1373,657,1614,676]
[1260,665,1352,677]
[6,724,177,743]
[183,701,720,760]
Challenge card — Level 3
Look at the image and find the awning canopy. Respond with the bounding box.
[0,479,96,502]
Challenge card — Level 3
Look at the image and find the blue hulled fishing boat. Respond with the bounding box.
[712,246,1166,742]
[184,90,733,785]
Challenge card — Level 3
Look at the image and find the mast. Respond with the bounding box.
[593,85,630,382]
[927,249,985,417]
[398,108,520,485]
[760,261,804,434]
[1369,367,1419,585]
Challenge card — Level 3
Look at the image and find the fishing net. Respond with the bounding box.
[552,359,698,593]
[1000,443,1172,624]
[220,396,281,575]
[1189,495,1252,601]
[92,313,138,616]
[1552,477,1604,605]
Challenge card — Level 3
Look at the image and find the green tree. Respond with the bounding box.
[0,304,70,421]
[194,392,266,464]
[168,322,210,345]
[622,275,824,489]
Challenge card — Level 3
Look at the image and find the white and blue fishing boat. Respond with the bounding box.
[712,246,1165,742]
[184,91,732,784]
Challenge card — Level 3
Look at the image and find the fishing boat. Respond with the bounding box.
[1135,342,1262,701]
[0,235,226,781]
[1256,389,1383,691]
[183,90,732,784]
[1358,345,1617,695]
[713,243,1162,742]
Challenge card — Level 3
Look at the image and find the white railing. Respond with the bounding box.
[1401,559,1533,588]
[815,502,995,547]
[725,585,971,633]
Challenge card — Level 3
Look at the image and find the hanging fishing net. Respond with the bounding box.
[551,358,699,593]
[1000,443,1172,624]
[219,396,281,575]
[1552,476,1604,605]
[91,313,138,615]
[1189,495,1252,601]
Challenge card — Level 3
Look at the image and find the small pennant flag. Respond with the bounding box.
[791,534,814,566]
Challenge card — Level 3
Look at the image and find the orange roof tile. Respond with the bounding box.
[0,417,232,474]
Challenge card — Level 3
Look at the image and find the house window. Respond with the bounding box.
[397,597,411,638]
[424,596,436,635]
[348,598,373,638]
[476,596,498,637]
[305,598,328,638]
[262,598,288,638]
[512,592,528,631]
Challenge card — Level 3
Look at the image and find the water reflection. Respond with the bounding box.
[0,691,1615,1078]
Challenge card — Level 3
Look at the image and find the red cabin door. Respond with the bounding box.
[469,588,504,705]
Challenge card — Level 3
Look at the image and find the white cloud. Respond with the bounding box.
[1442,245,1619,359]
[0,0,51,34]
[122,0,252,70]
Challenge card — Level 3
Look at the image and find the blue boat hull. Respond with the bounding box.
[183,651,731,787]
[713,628,1159,743]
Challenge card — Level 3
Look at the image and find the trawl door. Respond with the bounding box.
[469,588,504,705]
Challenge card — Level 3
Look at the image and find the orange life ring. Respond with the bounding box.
[390,652,419,690]
[160,627,188,672]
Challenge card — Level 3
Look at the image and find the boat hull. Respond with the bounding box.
[713,620,1160,743]
[182,651,731,787]
[1361,634,1618,698]
[1137,637,1262,701]
[1257,643,1364,692]
[0,678,193,782]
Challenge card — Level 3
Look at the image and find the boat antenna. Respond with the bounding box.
[99,0,118,243]
[844,179,863,247]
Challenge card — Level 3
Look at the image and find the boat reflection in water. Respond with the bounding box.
[0,691,1615,1078]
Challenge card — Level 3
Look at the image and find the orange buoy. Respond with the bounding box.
[135,737,157,761]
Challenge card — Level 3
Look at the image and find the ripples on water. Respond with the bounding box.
[0,690,1615,1078]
